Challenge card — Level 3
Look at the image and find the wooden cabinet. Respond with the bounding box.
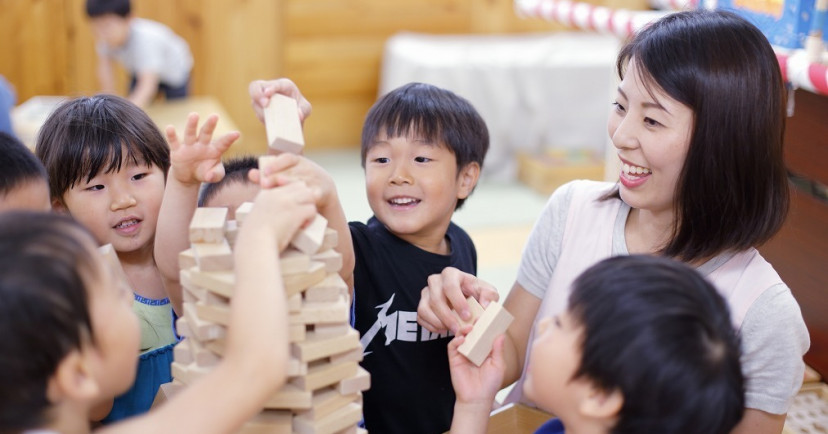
[759,89,828,378]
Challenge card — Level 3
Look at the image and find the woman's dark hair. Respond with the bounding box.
[0,212,98,432]
[569,255,744,434]
[611,10,788,261]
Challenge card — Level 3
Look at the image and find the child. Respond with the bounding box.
[0,132,50,212]
[86,0,193,108]
[418,10,808,432]
[0,183,316,433]
[153,113,354,315]
[252,80,490,433]
[449,255,745,434]
[33,95,208,422]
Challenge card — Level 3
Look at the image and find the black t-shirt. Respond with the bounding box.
[350,217,477,434]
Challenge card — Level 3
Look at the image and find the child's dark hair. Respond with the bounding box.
[0,132,47,197]
[35,95,170,202]
[86,0,131,18]
[0,212,98,432]
[198,155,258,207]
[610,10,789,262]
[361,82,489,209]
[568,255,744,434]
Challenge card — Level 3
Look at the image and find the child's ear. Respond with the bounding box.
[456,162,481,200]
[51,197,68,213]
[47,349,101,403]
[579,385,623,421]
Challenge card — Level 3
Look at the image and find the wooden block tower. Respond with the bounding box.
[169,204,370,434]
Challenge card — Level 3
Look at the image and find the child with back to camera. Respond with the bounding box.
[0,132,50,212]
[0,182,316,433]
[418,10,809,433]
[449,255,745,434]
[34,95,236,422]
[250,80,491,433]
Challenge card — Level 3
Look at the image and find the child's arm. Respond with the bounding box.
[249,78,312,127]
[154,113,239,315]
[104,182,318,434]
[449,330,506,433]
[128,71,161,108]
[251,154,355,293]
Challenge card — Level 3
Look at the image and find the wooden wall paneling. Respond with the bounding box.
[64,0,101,96]
[301,96,377,149]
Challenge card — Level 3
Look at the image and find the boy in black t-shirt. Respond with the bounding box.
[249,80,490,433]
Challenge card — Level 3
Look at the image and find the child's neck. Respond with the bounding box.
[393,229,451,255]
[44,400,92,434]
[117,242,166,300]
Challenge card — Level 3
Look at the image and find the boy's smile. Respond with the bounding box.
[364,133,478,254]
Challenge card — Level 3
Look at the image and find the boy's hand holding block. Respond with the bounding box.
[458,299,514,367]
[264,93,305,154]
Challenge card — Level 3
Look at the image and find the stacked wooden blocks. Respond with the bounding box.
[172,205,370,434]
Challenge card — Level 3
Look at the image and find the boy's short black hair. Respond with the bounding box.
[0,132,48,197]
[568,255,744,434]
[361,82,489,209]
[0,212,97,432]
[35,95,170,202]
[86,0,131,18]
[198,155,259,207]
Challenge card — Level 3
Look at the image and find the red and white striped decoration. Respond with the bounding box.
[515,0,828,96]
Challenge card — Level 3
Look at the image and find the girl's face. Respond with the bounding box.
[608,59,694,217]
[58,157,165,254]
[84,244,141,398]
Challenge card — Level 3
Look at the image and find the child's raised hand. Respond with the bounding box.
[166,113,240,185]
[249,153,336,210]
[244,181,318,252]
[248,78,312,125]
[448,328,506,408]
[419,268,500,335]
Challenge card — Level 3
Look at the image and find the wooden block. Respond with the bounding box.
[264,383,313,410]
[225,220,238,247]
[282,248,312,275]
[175,316,193,338]
[264,93,305,154]
[452,296,485,328]
[284,261,327,296]
[305,273,348,303]
[179,248,197,270]
[290,295,350,325]
[337,366,370,395]
[150,382,184,410]
[291,214,328,255]
[181,278,208,304]
[171,361,212,384]
[173,340,193,364]
[187,334,220,367]
[291,361,359,392]
[292,402,362,434]
[189,207,228,243]
[188,267,235,298]
[320,227,338,252]
[235,202,253,225]
[196,301,230,326]
[294,387,361,422]
[458,301,514,367]
[239,410,292,434]
[312,249,343,273]
[312,323,352,339]
[191,240,233,271]
[330,347,363,364]
[183,302,226,341]
[292,328,361,362]
[289,293,303,313]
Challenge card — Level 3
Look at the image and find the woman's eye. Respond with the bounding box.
[612,102,626,113]
[644,117,661,127]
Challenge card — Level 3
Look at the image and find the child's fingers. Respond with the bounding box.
[183,112,200,144]
[197,114,220,144]
[213,131,241,153]
[488,334,506,369]
[165,125,180,149]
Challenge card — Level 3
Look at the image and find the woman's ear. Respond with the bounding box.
[47,349,101,404]
[579,385,623,421]
[456,162,481,200]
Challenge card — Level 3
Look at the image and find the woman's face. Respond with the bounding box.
[607,59,694,218]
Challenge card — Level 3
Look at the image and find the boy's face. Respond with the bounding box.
[58,158,165,254]
[90,14,130,48]
[364,132,477,251]
[0,178,51,213]
[524,312,591,419]
[204,181,261,220]
[85,242,141,397]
